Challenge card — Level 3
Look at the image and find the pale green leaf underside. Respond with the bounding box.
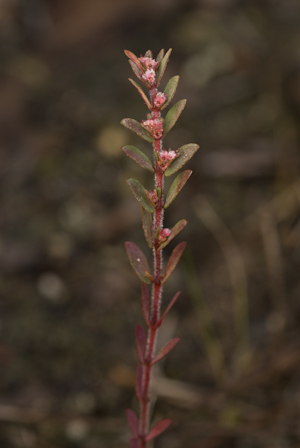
[121,118,154,143]
[163,99,186,136]
[122,145,154,172]
[164,170,192,208]
[127,178,155,213]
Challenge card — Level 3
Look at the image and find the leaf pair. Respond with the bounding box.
[125,241,186,286]
[135,325,179,365]
[121,99,186,141]
[127,409,172,446]
[129,75,179,112]
[126,171,192,215]
[142,285,180,328]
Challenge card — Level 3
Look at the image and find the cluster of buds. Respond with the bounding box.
[153,92,167,109]
[148,188,161,205]
[142,69,156,86]
[156,149,177,171]
[140,56,159,70]
[139,56,159,87]
[141,118,163,140]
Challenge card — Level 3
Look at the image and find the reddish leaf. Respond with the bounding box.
[141,283,150,326]
[159,219,188,249]
[127,178,155,213]
[135,363,143,400]
[141,207,153,248]
[129,79,152,110]
[135,324,146,363]
[130,438,140,448]
[151,338,180,365]
[165,143,200,177]
[125,241,153,284]
[156,48,172,86]
[161,76,179,110]
[156,48,165,62]
[165,170,192,209]
[124,50,143,72]
[145,419,172,442]
[162,241,187,285]
[121,118,154,143]
[156,291,181,328]
[163,99,186,136]
[126,409,139,439]
[122,145,154,173]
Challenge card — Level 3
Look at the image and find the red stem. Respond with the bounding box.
[139,86,165,447]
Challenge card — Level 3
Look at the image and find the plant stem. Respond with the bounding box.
[139,88,165,447]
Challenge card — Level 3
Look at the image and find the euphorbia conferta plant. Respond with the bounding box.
[121,49,199,448]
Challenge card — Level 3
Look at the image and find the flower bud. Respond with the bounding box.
[157,149,178,171]
[142,69,156,86]
[148,189,159,204]
[159,228,171,242]
[140,57,159,70]
[153,92,167,109]
[141,118,163,140]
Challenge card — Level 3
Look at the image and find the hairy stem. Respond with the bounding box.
[139,87,165,446]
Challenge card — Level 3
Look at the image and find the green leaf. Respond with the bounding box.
[121,118,154,143]
[125,241,153,284]
[122,145,154,172]
[156,48,172,86]
[124,50,143,71]
[128,78,152,110]
[142,207,153,248]
[165,170,192,208]
[161,76,179,110]
[162,241,186,285]
[129,61,143,81]
[163,99,186,136]
[159,219,188,249]
[144,50,152,58]
[156,49,165,62]
[165,144,199,177]
[127,178,155,213]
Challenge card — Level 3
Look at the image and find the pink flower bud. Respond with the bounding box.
[153,92,167,108]
[159,150,169,162]
[159,228,171,241]
[148,190,158,203]
[141,118,163,140]
[157,149,178,170]
[142,69,156,85]
[168,150,177,161]
[140,57,159,70]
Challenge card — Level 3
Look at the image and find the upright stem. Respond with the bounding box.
[139,87,165,447]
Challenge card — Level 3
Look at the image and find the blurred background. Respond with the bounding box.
[1,0,300,447]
